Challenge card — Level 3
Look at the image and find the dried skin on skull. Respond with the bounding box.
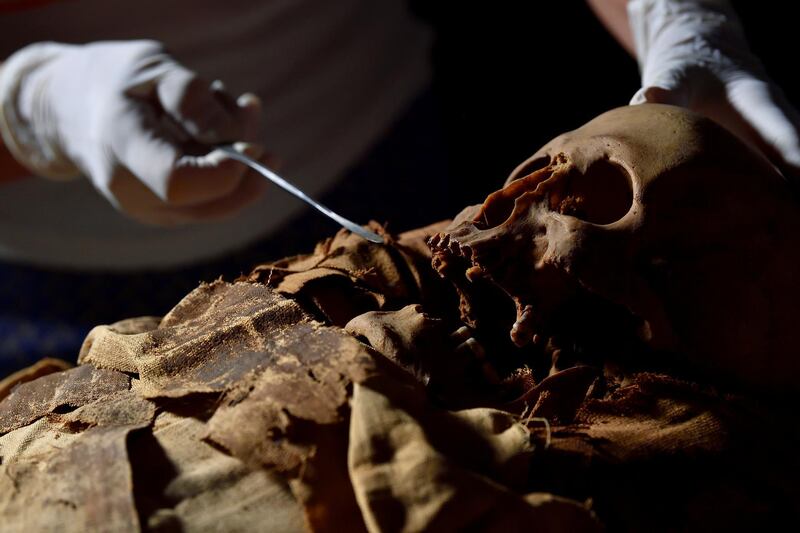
[430,160,642,382]
[433,104,800,392]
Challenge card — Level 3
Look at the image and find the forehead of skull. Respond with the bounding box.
[507,104,775,189]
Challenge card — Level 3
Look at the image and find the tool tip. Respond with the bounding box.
[343,221,385,244]
[363,232,385,244]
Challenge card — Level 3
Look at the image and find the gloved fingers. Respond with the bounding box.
[103,169,177,225]
[726,77,800,177]
[630,65,703,108]
[108,102,180,201]
[156,64,252,145]
[633,71,800,182]
[117,42,261,145]
[110,104,261,206]
[164,170,268,223]
[103,168,267,226]
[630,84,688,107]
[165,142,265,207]
[234,92,263,142]
[209,83,263,140]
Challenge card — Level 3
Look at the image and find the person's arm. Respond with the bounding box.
[585,0,635,54]
[588,0,800,181]
[0,41,267,225]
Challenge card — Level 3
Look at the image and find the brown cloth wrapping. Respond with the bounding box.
[1,222,798,532]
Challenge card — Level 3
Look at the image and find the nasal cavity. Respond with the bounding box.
[556,159,632,225]
[476,156,552,229]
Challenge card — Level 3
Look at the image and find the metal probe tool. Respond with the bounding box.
[219,145,384,244]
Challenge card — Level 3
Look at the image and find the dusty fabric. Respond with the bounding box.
[243,221,452,326]
[79,282,314,398]
[1,280,381,532]
[0,385,305,533]
[345,304,449,382]
[204,322,376,533]
[0,357,73,401]
[0,364,131,434]
[348,376,600,532]
[205,322,374,472]
[79,280,378,530]
[1,218,798,532]
[132,410,304,532]
[515,371,800,531]
[0,391,155,532]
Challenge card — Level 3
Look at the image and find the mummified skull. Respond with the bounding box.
[431,103,800,392]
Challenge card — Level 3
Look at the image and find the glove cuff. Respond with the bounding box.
[0,42,80,180]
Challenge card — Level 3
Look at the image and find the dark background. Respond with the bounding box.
[419,1,641,211]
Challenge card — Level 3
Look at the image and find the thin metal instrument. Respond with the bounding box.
[219,145,384,244]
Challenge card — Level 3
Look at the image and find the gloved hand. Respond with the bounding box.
[627,0,800,180]
[0,40,266,225]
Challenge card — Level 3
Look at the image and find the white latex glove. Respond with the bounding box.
[628,0,800,180]
[0,40,267,225]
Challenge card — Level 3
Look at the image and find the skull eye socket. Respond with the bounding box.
[553,159,632,225]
